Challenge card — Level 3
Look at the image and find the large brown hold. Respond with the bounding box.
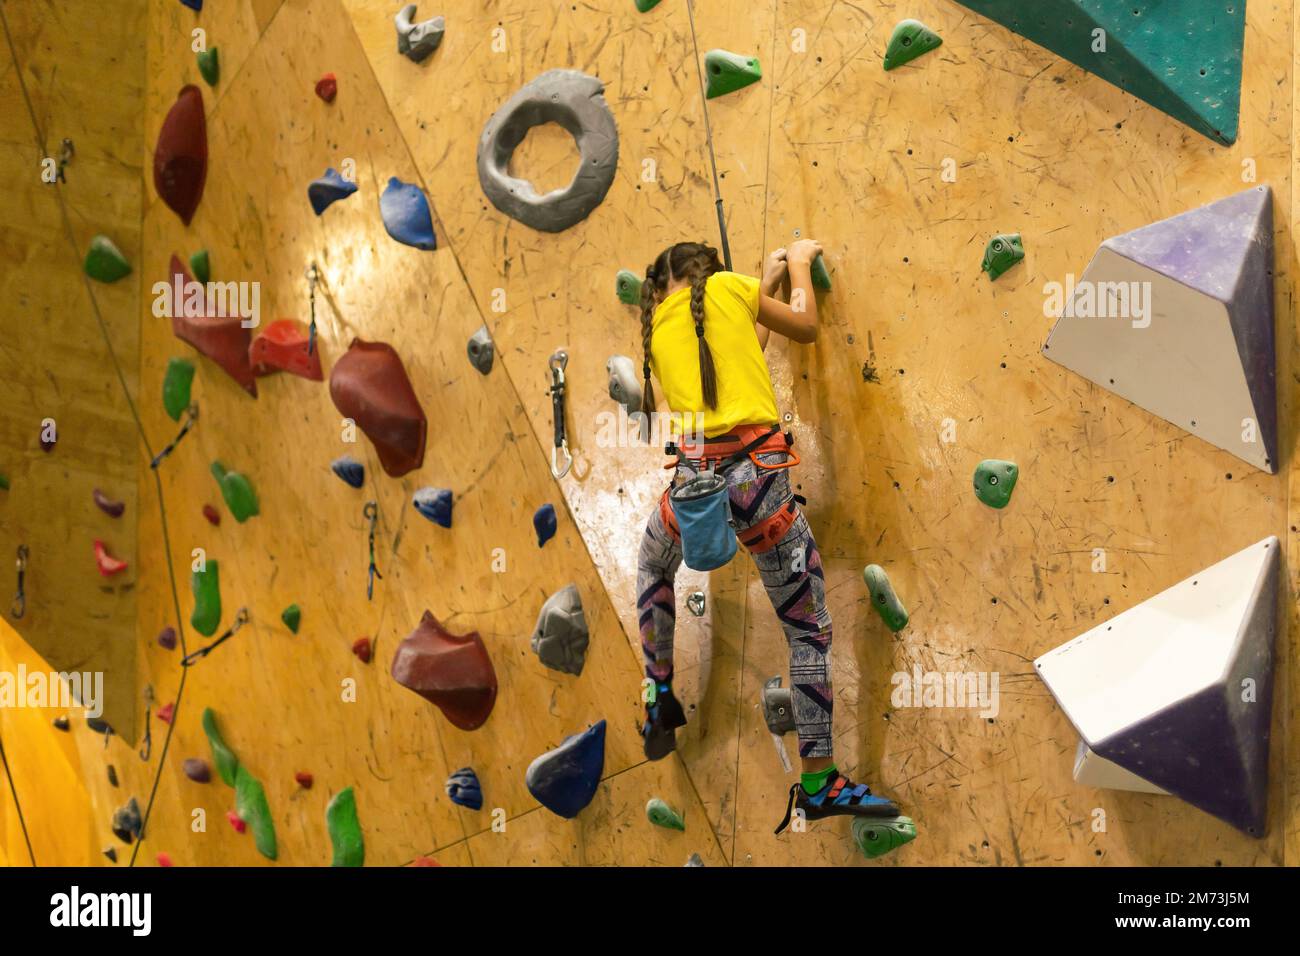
[154,85,208,225]
[390,611,497,730]
[329,339,426,477]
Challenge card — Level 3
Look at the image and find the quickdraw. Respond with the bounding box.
[306,261,320,356]
[181,607,249,667]
[11,545,27,620]
[138,685,155,761]
[150,403,199,469]
[548,349,573,479]
[364,501,382,600]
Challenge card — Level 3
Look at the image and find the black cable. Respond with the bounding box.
[0,733,37,866]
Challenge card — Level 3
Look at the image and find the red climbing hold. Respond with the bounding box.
[295,771,314,789]
[203,503,221,525]
[315,73,338,103]
[156,852,174,867]
[226,810,247,834]
[410,856,441,867]
[329,339,427,477]
[352,636,372,664]
[157,701,175,724]
[249,319,323,381]
[168,254,258,396]
[390,611,498,731]
[153,85,208,225]
[94,540,128,577]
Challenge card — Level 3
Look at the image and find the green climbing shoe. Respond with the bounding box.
[863,564,908,632]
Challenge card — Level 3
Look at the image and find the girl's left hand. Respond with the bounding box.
[762,248,789,295]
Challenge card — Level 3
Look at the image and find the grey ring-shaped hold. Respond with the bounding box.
[477,69,619,233]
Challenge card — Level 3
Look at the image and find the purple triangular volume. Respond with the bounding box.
[1103,186,1277,472]
[1092,541,1279,836]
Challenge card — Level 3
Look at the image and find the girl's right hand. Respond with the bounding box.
[788,239,824,266]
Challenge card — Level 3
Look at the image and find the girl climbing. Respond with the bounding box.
[633,240,902,833]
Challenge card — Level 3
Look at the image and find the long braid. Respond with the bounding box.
[638,252,669,435]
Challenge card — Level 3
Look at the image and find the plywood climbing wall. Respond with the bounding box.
[2,0,1298,868]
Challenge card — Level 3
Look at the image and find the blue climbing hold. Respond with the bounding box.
[413,487,453,527]
[445,767,483,810]
[525,720,606,819]
[179,0,202,10]
[331,455,365,489]
[380,177,436,250]
[308,168,358,216]
[534,503,557,547]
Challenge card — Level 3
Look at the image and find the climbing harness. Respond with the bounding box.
[659,426,804,565]
[10,545,27,620]
[138,686,155,761]
[150,404,199,469]
[548,350,573,479]
[306,261,320,356]
[364,501,382,600]
[685,0,732,270]
[181,607,249,667]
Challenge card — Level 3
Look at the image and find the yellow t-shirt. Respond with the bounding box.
[650,271,780,438]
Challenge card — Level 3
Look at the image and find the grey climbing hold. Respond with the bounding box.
[686,590,706,617]
[111,797,143,844]
[761,676,795,735]
[685,852,704,866]
[606,355,642,415]
[531,583,589,676]
[395,4,445,63]
[477,70,618,233]
[467,325,494,375]
[616,269,642,305]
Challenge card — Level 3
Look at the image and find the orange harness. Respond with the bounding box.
[659,425,801,555]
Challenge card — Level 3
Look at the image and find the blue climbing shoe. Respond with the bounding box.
[642,679,687,761]
[774,773,900,834]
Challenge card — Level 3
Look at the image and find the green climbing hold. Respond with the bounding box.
[973,459,1019,509]
[852,815,916,859]
[197,47,219,86]
[189,249,210,285]
[981,233,1024,281]
[83,235,131,283]
[201,707,240,787]
[191,559,222,637]
[326,787,364,867]
[883,19,943,71]
[635,0,662,10]
[616,269,642,305]
[810,254,832,291]
[704,50,762,99]
[863,564,908,632]
[0,474,8,491]
[234,765,278,861]
[163,357,195,422]
[646,797,685,831]
[210,462,259,522]
[281,603,301,633]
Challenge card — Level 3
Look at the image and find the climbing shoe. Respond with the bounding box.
[641,679,687,761]
[774,773,900,834]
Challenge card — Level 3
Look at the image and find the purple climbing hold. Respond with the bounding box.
[380,177,436,250]
[445,767,483,810]
[331,455,365,489]
[157,626,177,650]
[534,503,557,547]
[183,758,211,783]
[413,487,453,528]
[93,488,125,518]
[308,168,358,216]
[179,0,202,10]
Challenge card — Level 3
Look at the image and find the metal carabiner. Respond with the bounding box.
[549,350,572,479]
[11,545,28,619]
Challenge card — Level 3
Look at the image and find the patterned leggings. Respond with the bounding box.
[637,451,834,758]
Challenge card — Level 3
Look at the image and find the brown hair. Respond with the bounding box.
[638,242,725,422]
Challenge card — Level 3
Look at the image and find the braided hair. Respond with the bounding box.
[638,242,725,423]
